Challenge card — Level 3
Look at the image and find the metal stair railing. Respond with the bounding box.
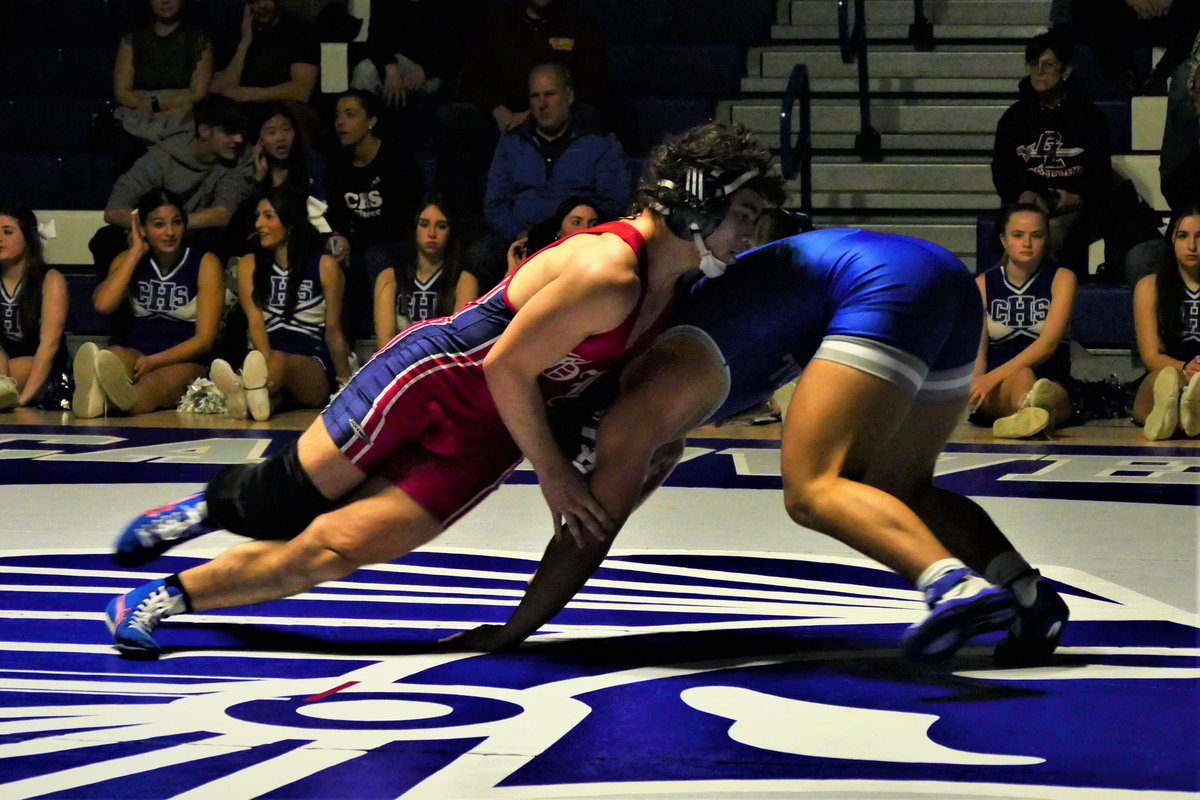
[779,63,813,216]
[910,0,934,51]
[837,0,882,161]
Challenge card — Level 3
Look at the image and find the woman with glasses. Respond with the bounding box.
[991,29,1113,280]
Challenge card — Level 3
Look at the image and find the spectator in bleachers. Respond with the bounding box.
[324,89,425,335]
[1160,52,1200,211]
[0,206,70,412]
[1124,42,1200,287]
[349,0,487,214]
[230,102,320,240]
[91,94,255,287]
[215,186,350,421]
[992,30,1112,281]
[1067,0,1200,95]
[460,0,608,135]
[970,203,1078,439]
[372,194,480,350]
[75,189,223,418]
[485,63,627,246]
[1132,203,1200,440]
[209,0,318,127]
[505,194,602,273]
[112,0,214,172]
[350,0,468,121]
[434,0,606,216]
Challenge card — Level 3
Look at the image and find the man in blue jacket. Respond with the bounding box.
[484,63,628,244]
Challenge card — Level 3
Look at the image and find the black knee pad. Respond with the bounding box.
[206,439,337,539]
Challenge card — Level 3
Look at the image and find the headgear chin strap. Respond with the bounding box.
[694,232,727,278]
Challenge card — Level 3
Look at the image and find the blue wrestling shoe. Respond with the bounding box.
[105,578,187,658]
[113,492,217,567]
[994,574,1069,666]
[902,567,1018,663]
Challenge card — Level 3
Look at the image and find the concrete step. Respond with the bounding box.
[745,44,1025,93]
[772,22,1046,40]
[776,0,1049,41]
[788,156,995,211]
[719,97,1007,151]
[781,0,1052,28]
[1132,96,1166,152]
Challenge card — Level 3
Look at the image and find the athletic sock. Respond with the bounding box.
[164,573,194,614]
[985,551,1038,606]
[916,558,968,593]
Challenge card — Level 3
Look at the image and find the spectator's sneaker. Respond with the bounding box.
[994,575,1070,667]
[72,341,105,419]
[1180,373,1200,438]
[113,492,216,567]
[992,407,1050,439]
[210,359,246,420]
[95,349,136,411]
[105,578,186,658]
[1022,378,1060,429]
[242,350,270,422]
[1145,369,1182,441]
[902,567,1018,663]
[0,376,18,411]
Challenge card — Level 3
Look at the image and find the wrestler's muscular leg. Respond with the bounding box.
[861,393,1018,572]
[780,359,954,582]
[181,475,443,611]
[294,420,370,501]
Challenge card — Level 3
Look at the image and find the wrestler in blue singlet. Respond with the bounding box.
[673,228,982,423]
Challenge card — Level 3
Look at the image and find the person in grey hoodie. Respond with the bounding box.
[89,95,255,296]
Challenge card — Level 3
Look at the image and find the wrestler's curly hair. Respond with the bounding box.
[633,122,786,225]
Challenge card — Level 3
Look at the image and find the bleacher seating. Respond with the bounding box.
[0,0,1170,361]
[2,0,776,339]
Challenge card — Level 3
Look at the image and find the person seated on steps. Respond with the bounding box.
[1132,203,1200,440]
[75,190,223,418]
[970,203,1078,439]
[212,186,350,422]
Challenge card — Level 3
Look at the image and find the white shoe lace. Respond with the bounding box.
[129,585,177,635]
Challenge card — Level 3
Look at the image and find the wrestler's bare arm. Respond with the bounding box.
[483,241,639,542]
[448,332,727,650]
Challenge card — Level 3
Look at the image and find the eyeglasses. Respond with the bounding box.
[1027,60,1063,73]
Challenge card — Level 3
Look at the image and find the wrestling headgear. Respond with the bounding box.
[649,166,761,278]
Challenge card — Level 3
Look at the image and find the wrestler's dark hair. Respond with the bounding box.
[754,208,811,246]
[634,122,785,240]
[0,204,49,341]
[251,186,320,322]
[1157,202,1200,347]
